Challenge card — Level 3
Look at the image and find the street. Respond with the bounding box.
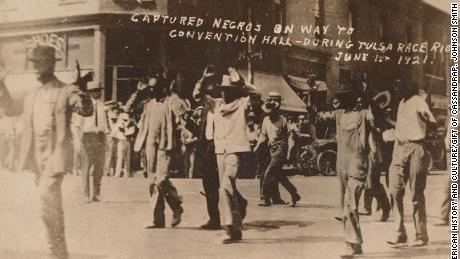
[0,171,451,259]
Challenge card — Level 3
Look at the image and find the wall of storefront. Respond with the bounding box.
[0,28,98,100]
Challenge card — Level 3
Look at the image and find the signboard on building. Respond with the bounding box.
[24,33,66,60]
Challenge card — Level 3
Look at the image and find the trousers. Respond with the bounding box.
[81,132,106,199]
[363,150,390,213]
[149,150,183,226]
[115,139,131,177]
[344,177,365,244]
[261,143,297,202]
[38,173,68,258]
[199,140,220,223]
[104,137,118,176]
[216,153,246,230]
[389,141,429,240]
[256,146,282,202]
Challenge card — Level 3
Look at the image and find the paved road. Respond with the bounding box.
[0,172,451,259]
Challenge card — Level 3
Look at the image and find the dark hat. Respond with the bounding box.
[27,46,61,62]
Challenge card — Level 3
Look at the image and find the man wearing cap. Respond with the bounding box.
[255,92,301,207]
[77,81,109,202]
[194,67,260,243]
[4,46,93,258]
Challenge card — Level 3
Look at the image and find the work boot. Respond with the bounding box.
[258,200,271,207]
[171,207,184,227]
[340,242,363,258]
[272,198,288,205]
[291,193,301,207]
[387,234,408,246]
[379,203,390,222]
[201,219,221,230]
[145,224,165,229]
[409,238,429,247]
[222,225,242,244]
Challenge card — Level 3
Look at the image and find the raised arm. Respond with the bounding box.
[68,85,93,117]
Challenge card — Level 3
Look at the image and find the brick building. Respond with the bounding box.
[0,0,450,106]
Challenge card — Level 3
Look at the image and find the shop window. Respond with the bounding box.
[67,30,94,68]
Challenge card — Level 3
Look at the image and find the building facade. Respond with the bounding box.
[0,0,450,105]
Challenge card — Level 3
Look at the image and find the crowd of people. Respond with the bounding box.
[0,45,453,258]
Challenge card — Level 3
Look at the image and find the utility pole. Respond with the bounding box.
[247,0,254,84]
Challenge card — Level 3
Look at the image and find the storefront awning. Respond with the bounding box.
[238,70,307,112]
[287,75,328,92]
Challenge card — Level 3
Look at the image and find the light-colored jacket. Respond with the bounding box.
[18,76,92,173]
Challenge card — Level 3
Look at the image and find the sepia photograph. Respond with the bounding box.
[0,0,457,258]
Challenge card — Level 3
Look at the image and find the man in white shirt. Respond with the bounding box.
[197,67,260,243]
[387,83,437,247]
[78,81,109,202]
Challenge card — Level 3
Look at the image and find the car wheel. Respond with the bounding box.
[317,150,337,176]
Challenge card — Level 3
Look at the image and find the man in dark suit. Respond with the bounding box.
[2,46,93,258]
[193,66,221,230]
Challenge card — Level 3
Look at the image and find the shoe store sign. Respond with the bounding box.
[24,33,66,59]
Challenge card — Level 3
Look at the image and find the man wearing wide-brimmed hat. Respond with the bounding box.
[77,81,109,202]
[194,67,261,243]
[3,45,93,258]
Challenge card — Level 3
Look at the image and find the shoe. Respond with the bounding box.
[145,224,165,229]
[340,242,362,258]
[92,196,101,202]
[291,193,301,207]
[272,199,288,205]
[239,199,248,221]
[387,234,408,246]
[222,226,242,244]
[171,207,184,227]
[379,208,390,222]
[433,219,449,226]
[258,201,271,207]
[201,220,221,230]
[359,210,372,216]
[84,197,91,203]
[409,238,428,247]
[334,216,344,222]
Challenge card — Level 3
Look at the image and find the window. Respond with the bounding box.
[348,10,354,42]
[274,0,286,27]
[314,0,325,40]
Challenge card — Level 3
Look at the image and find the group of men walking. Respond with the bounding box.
[0,44,448,258]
